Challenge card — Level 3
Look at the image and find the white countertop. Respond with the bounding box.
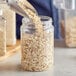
[0,40,76,76]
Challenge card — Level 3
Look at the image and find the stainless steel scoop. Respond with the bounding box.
[6,0,38,17]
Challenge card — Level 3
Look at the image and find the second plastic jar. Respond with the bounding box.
[0,1,16,46]
[21,16,54,71]
[65,10,76,47]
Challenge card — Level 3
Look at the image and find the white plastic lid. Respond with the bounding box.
[0,8,3,15]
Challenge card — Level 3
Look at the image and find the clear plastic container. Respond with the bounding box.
[65,10,76,47]
[0,8,6,56]
[53,0,76,47]
[21,16,54,71]
[0,1,16,46]
[53,0,66,39]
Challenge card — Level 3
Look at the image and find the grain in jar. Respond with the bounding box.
[65,10,76,47]
[0,8,6,56]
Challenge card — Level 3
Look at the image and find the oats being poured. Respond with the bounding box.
[17,0,43,33]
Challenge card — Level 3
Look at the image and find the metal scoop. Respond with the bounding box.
[6,0,38,17]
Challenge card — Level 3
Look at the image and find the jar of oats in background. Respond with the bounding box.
[0,0,16,46]
[21,16,54,71]
[65,10,76,47]
[0,8,6,56]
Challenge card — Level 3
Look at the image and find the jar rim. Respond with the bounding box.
[40,16,52,22]
[22,16,53,31]
[22,16,52,23]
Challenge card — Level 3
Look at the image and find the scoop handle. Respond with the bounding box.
[6,0,38,17]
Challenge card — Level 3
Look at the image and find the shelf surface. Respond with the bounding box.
[0,40,20,61]
[0,40,76,76]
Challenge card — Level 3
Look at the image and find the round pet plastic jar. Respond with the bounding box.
[21,16,54,71]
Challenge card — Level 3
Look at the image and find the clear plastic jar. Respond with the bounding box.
[65,10,76,47]
[21,16,54,71]
[0,1,16,46]
[0,8,6,56]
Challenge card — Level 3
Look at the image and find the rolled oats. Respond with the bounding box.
[65,17,76,47]
[0,29,6,56]
[21,30,54,71]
